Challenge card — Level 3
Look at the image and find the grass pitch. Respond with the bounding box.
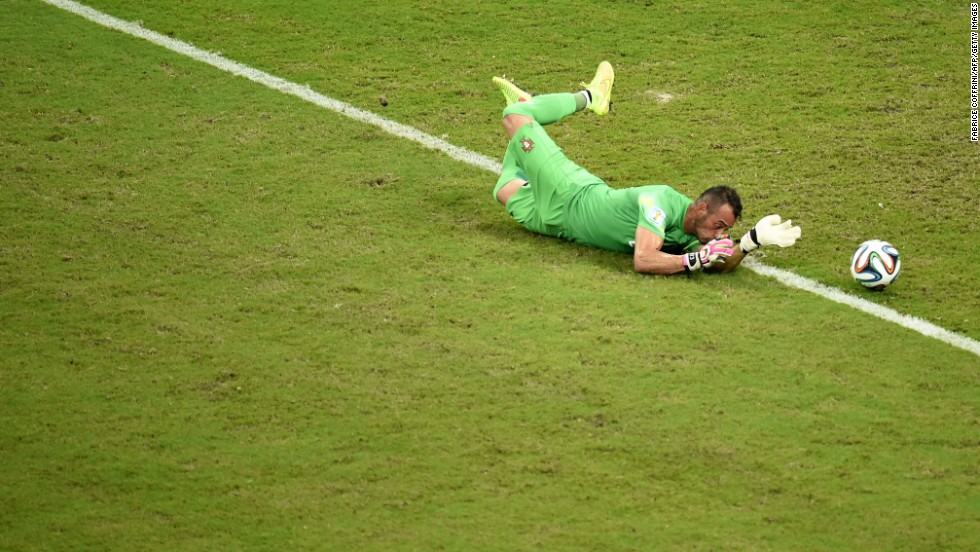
[2,1,978,550]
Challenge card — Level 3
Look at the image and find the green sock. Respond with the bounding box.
[503,93,579,125]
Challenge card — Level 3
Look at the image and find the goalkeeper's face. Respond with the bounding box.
[693,203,737,243]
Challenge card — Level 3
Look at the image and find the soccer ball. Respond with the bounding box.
[850,239,901,290]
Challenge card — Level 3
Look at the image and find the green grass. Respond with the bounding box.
[1,0,978,550]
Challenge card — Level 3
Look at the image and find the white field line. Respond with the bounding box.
[40,0,980,359]
[38,0,502,175]
[744,258,979,357]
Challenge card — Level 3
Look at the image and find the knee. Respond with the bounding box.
[495,179,526,205]
[502,114,532,139]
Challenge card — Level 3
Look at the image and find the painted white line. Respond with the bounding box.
[38,0,502,175]
[40,0,980,358]
[744,258,979,357]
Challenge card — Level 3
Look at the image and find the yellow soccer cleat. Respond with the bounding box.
[492,76,533,106]
[580,61,614,115]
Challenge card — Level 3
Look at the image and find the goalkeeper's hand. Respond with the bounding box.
[683,237,735,272]
[739,214,801,253]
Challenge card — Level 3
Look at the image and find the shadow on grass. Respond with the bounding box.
[476,218,638,275]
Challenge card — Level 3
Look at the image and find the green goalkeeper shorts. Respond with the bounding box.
[493,121,603,239]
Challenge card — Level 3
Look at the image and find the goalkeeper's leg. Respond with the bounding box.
[494,62,615,207]
[495,94,582,205]
[493,61,614,130]
[502,93,580,129]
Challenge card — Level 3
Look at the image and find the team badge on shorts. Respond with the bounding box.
[520,138,534,152]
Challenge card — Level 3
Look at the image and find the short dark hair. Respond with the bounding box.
[696,186,742,220]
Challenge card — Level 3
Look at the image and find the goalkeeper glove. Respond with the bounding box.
[683,237,735,272]
[739,214,801,253]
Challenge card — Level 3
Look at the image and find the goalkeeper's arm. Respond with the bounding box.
[634,227,734,275]
[712,245,747,273]
[714,214,802,273]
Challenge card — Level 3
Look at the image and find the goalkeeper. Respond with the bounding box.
[491,62,801,275]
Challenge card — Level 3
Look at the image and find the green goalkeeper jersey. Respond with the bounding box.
[495,119,702,256]
[564,184,701,254]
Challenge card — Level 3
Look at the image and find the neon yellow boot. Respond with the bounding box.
[491,76,533,106]
[580,61,614,115]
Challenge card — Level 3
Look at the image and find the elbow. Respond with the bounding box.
[634,254,652,274]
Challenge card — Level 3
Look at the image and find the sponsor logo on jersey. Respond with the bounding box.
[639,195,667,229]
[520,138,534,152]
[648,208,666,228]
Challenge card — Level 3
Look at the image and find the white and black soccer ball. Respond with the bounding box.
[850,239,901,291]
